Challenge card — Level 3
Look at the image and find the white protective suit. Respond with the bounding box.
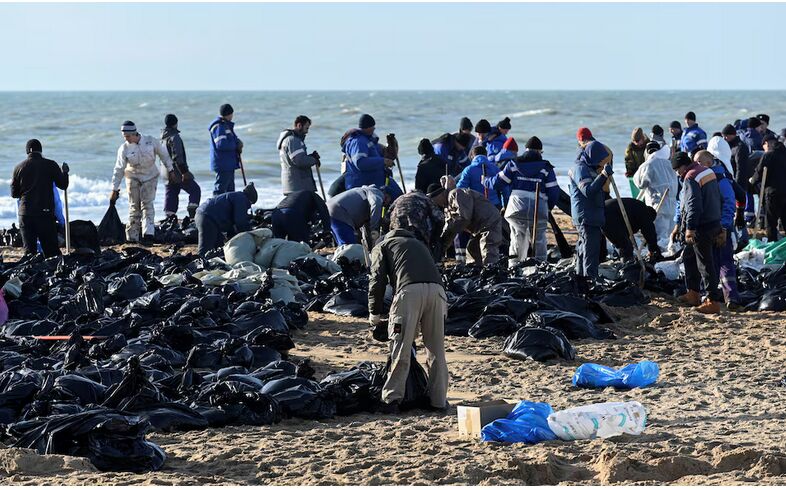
[632,144,678,250]
[111,134,174,241]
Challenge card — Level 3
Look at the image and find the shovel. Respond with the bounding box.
[609,174,646,288]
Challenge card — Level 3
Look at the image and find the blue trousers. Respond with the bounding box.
[214,170,236,196]
[272,208,310,243]
[331,219,357,246]
[195,213,224,256]
[575,224,602,278]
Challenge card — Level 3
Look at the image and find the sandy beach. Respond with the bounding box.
[1,212,786,485]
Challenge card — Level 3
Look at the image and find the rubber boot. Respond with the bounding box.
[678,290,701,307]
[696,298,721,314]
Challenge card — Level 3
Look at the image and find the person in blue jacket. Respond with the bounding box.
[195,182,257,256]
[341,114,402,198]
[483,117,511,160]
[456,147,504,208]
[487,136,558,264]
[432,132,472,171]
[741,117,764,152]
[209,104,243,196]
[569,130,613,278]
[695,150,742,310]
[680,111,707,156]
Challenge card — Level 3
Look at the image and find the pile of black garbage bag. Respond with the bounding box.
[0,248,429,473]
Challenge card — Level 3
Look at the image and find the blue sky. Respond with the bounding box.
[1,2,783,91]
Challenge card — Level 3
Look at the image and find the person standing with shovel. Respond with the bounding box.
[278,115,324,198]
[209,104,243,196]
[11,139,69,257]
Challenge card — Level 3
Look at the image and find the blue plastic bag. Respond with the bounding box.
[572,360,659,389]
[480,401,557,443]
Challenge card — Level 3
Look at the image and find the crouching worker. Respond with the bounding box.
[326,185,390,246]
[368,228,448,413]
[430,176,503,266]
[195,183,257,256]
[386,189,444,260]
[603,198,663,262]
[671,152,723,314]
[271,190,331,243]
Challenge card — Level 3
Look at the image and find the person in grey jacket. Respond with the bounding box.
[161,114,201,219]
[278,115,320,195]
[326,185,390,245]
[368,228,448,412]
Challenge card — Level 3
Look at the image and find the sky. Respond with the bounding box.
[1,2,784,91]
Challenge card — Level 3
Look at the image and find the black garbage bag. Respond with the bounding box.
[538,293,614,324]
[320,361,378,415]
[75,280,106,315]
[278,302,308,330]
[51,374,108,405]
[102,357,168,411]
[261,376,336,419]
[69,220,101,253]
[482,297,538,322]
[369,349,430,411]
[136,402,209,432]
[107,274,148,301]
[468,315,519,339]
[597,284,649,307]
[2,319,60,337]
[197,380,282,426]
[758,286,786,311]
[445,290,494,336]
[503,327,576,362]
[322,289,369,317]
[97,203,126,246]
[243,327,295,352]
[0,370,43,416]
[233,309,289,334]
[526,310,615,340]
[7,409,165,472]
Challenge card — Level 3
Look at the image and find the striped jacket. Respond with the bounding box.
[678,162,721,232]
[680,124,708,155]
[488,150,559,217]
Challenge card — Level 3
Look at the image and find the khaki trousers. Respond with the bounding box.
[382,282,449,408]
[126,177,158,241]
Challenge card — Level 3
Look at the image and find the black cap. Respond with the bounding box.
[243,182,258,204]
[25,139,42,154]
[459,117,473,131]
[672,151,692,169]
[417,138,434,156]
[525,136,543,150]
[358,113,376,129]
[722,124,736,136]
[757,113,770,124]
[763,133,778,144]
[474,119,491,133]
[685,111,696,121]
[164,114,178,127]
[670,120,681,129]
[651,124,664,136]
[645,141,661,154]
[220,104,234,117]
[497,117,512,130]
[748,117,762,129]
[455,132,472,148]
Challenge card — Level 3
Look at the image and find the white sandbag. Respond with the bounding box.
[734,248,765,272]
[547,401,647,441]
[224,232,257,265]
[654,258,682,281]
[331,244,366,265]
[256,239,312,269]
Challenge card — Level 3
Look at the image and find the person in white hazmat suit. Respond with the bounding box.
[110,120,178,244]
[633,140,678,250]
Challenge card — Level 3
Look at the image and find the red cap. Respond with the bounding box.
[576,127,593,141]
[503,137,518,153]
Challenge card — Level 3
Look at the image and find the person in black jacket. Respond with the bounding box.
[161,114,201,219]
[751,134,786,241]
[11,139,69,257]
[722,124,754,225]
[602,198,663,262]
[271,190,331,243]
[414,139,460,193]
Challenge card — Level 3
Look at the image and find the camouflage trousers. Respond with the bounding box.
[126,177,158,242]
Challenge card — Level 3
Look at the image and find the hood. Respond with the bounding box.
[161,126,179,139]
[471,155,490,167]
[707,135,732,169]
[277,129,294,150]
[580,141,612,167]
[518,149,545,163]
[340,128,371,149]
[486,128,506,143]
[645,143,672,162]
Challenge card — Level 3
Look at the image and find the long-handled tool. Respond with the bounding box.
[360,224,372,268]
[655,187,670,214]
[548,212,573,258]
[238,153,248,186]
[387,133,406,193]
[531,182,541,256]
[609,174,646,288]
[63,161,71,255]
[315,157,327,201]
[756,166,768,238]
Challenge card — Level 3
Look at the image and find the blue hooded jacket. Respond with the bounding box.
[198,191,251,233]
[487,150,559,212]
[680,123,708,154]
[568,141,612,227]
[741,127,763,152]
[342,129,389,189]
[432,133,470,170]
[484,128,508,160]
[209,117,241,173]
[456,155,504,207]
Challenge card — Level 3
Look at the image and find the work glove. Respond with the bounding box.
[685,229,696,245]
[109,189,120,204]
[168,170,182,185]
[61,162,69,175]
[602,164,614,177]
[384,158,396,168]
[369,314,389,342]
[237,139,244,154]
[714,228,728,248]
[182,171,194,182]
[734,207,745,228]
[310,151,321,167]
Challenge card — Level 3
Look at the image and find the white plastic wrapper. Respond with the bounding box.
[547,401,647,440]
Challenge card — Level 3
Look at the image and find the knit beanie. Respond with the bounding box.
[525,136,543,151]
[358,114,376,129]
[645,141,661,154]
[455,132,472,148]
[220,104,234,117]
[672,151,692,170]
[670,120,681,130]
[748,117,762,129]
[497,117,512,130]
[459,117,473,131]
[685,111,696,121]
[474,119,491,133]
[502,138,518,153]
[576,127,593,141]
[722,124,737,136]
[25,139,42,154]
[417,138,434,156]
[651,124,664,137]
[164,114,178,128]
[243,182,258,204]
[757,113,770,124]
[120,120,137,133]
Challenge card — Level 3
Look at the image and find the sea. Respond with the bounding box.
[0,90,784,228]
